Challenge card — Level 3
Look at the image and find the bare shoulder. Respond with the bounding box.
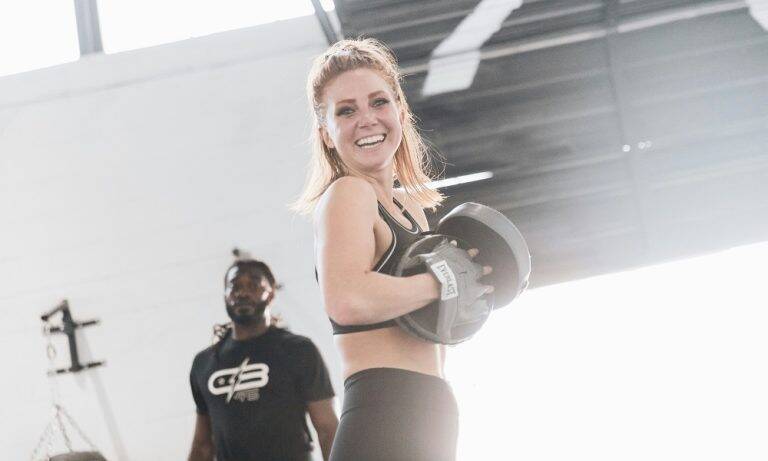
[395,189,430,231]
[314,176,378,226]
[327,176,376,199]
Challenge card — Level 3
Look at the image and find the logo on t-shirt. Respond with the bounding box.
[207,357,270,403]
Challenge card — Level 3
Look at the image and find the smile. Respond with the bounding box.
[355,134,386,148]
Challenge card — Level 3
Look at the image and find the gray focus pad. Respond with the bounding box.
[437,202,530,308]
[394,203,531,344]
[395,234,492,344]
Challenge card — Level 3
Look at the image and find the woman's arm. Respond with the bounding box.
[315,176,440,325]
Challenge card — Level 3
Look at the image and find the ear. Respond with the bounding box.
[319,126,335,150]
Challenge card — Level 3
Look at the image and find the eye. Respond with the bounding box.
[373,98,389,107]
[336,106,354,117]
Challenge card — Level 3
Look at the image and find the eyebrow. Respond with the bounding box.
[334,90,388,105]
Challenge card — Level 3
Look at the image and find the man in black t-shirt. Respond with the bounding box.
[188,256,337,461]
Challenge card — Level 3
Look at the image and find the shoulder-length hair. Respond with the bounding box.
[292,38,444,215]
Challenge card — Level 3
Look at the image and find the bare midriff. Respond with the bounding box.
[332,199,442,380]
[335,326,443,380]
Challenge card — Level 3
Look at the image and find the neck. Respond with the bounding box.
[354,164,396,205]
[231,314,271,341]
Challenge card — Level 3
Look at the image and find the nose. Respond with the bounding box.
[232,291,253,302]
[357,107,378,127]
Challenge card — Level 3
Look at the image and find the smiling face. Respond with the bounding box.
[319,68,404,175]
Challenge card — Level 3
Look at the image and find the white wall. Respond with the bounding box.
[0,15,337,460]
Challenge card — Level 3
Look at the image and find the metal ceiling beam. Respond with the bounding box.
[401,0,748,74]
[73,0,103,55]
[311,0,342,44]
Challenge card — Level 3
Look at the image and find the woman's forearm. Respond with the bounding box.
[324,272,439,325]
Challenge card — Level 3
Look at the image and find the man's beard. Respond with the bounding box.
[226,301,267,326]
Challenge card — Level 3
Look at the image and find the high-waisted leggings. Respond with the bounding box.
[329,367,459,461]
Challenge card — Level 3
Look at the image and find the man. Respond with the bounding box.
[188,255,338,461]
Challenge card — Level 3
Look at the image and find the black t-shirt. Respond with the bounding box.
[189,326,335,461]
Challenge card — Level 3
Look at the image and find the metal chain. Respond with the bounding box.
[31,317,101,459]
[59,404,99,450]
[30,322,60,460]
[54,406,73,452]
[43,324,61,408]
[29,421,54,461]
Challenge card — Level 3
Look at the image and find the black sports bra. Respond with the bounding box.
[325,197,424,335]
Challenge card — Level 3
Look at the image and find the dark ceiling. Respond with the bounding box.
[331,0,768,287]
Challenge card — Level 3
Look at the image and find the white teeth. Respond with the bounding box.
[355,134,386,147]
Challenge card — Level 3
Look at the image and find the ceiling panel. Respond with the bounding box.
[334,0,768,286]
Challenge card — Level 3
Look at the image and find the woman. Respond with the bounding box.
[294,38,490,461]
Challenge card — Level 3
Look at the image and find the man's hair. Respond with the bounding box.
[223,259,277,289]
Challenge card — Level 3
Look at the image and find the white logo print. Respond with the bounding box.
[208,358,270,403]
[431,260,458,300]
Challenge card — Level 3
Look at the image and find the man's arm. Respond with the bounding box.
[307,398,338,461]
[187,413,214,461]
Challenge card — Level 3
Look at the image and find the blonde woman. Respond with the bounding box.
[295,38,491,461]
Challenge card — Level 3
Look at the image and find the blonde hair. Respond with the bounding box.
[292,38,444,215]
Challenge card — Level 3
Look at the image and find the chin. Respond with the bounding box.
[360,146,397,165]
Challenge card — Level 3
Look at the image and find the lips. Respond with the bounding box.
[355,133,386,148]
[232,302,257,314]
